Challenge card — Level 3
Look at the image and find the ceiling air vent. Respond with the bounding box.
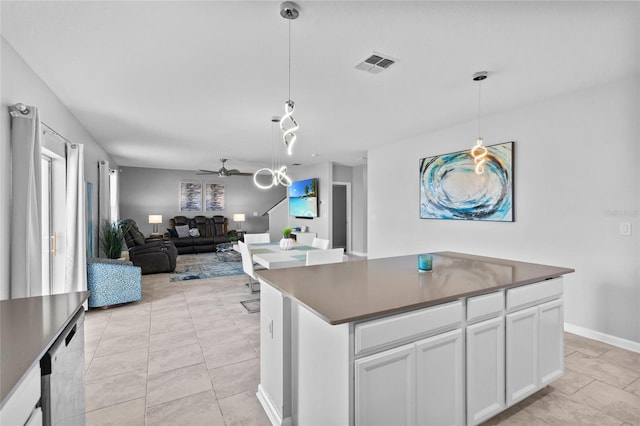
[356,52,397,74]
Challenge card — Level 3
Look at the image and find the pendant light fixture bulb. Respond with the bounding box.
[281,100,298,155]
[471,137,488,174]
[470,71,489,174]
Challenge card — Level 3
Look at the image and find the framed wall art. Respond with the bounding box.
[179,181,202,212]
[205,183,225,211]
[419,141,514,221]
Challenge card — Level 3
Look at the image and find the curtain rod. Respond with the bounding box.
[10,102,77,148]
[41,122,76,148]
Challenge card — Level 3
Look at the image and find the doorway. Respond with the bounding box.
[41,134,67,295]
[332,182,351,252]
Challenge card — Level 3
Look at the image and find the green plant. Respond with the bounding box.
[282,227,293,239]
[100,220,131,259]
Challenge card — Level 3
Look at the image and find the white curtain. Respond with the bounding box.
[9,104,42,298]
[65,143,87,293]
[98,160,111,257]
[109,168,119,222]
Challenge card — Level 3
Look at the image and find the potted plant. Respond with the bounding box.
[100,220,131,259]
[280,226,293,250]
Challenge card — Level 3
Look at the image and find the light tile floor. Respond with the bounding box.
[84,271,640,426]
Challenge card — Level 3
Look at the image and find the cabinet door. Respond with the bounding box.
[539,299,564,386]
[258,282,289,423]
[355,344,416,426]
[466,316,505,425]
[416,329,464,426]
[506,306,539,406]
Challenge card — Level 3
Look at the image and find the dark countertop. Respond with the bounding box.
[0,291,89,408]
[256,252,574,325]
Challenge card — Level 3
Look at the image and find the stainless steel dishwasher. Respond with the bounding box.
[40,309,85,426]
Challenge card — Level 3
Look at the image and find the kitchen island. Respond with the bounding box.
[256,252,574,426]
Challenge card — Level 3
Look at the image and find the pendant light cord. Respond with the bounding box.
[478,79,482,138]
[288,20,292,101]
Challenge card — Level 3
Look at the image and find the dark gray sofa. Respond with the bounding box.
[168,215,233,254]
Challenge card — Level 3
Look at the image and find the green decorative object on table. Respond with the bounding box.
[280,227,293,250]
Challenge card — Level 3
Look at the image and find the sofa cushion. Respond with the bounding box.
[189,228,201,237]
[167,228,178,238]
[132,229,146,246]
[175,225,190,238]
[171,237,194,248]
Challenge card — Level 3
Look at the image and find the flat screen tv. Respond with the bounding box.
[289,178,318,218]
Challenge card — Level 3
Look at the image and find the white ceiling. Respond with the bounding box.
[2,1,639,172]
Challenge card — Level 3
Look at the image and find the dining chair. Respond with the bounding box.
[311,237,330,250]
[238,241,264,292]
[306,248,345,266]
[243,232,270,244]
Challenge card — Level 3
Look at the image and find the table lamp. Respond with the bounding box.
[148,214,162,234]
[233,213,245,230]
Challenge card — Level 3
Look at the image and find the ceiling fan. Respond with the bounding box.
[197,158,253,177]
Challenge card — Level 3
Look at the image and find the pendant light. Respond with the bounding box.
[470,71,488,174]
[254,116,292,190]
[279,1,300,156]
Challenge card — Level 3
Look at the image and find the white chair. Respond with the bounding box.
[238,241,264,293]
[306,248,345,266]
[311,237,330,250]
[243,233,270,244]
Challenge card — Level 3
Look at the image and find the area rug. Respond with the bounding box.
[170,251,244,282]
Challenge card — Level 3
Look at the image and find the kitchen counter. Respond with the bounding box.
[0,291,89,408]
[256,251,574,325]
[256,252,575,425]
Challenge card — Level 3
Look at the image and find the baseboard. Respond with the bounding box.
[564,322,640,353]
[256,385,292,426]
[348,250,367,257]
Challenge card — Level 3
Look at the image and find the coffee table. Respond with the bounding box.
[216,242,240,262]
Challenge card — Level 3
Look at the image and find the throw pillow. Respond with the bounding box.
[188,228,201,237]
[175,224,190,238]
[167,228,178,238]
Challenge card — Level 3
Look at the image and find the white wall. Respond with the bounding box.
[1,37,114,299]
[368,76,640,343]
[118,166,286,236]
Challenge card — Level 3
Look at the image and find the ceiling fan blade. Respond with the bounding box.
[227,169,253,176]
[197,169,217,175]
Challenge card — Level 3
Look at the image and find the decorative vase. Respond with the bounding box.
[280,238,293,250]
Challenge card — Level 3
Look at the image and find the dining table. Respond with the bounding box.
[245,241,320,269]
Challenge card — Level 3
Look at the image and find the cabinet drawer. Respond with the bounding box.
[355,300,463,355]
[506,278,563,312]
[0,364,40,426]
[467,291,504,323]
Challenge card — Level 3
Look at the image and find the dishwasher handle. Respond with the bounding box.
[64,324,77,347]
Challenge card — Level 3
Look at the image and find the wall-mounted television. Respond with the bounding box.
[289,178,318,218]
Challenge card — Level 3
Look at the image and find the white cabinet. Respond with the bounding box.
[257,282,291,425]
[355,329,464,426]
[355,344,416,426]
[416,329,464,426]
[506,306,539,405]
[505,279,564,407]
[466,316,505,425]
[354,301,464,426]
[538,299,564,386]
[0,363,41,426]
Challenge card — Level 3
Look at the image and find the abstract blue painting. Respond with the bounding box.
[419,142,513,221]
